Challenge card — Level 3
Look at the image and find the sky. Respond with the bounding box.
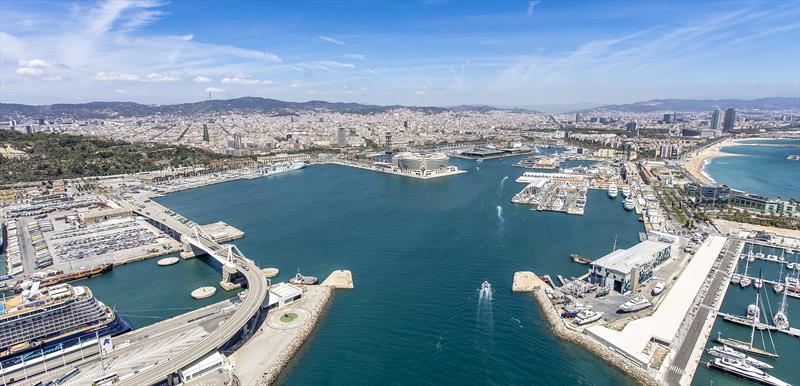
[1,0,799,107]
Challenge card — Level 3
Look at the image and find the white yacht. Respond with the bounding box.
[623,197,635,211]
[773,290,789,331]
[652,281,665,295]
[740,276,752,288]
[607,184,618,199]
[551,198,564,211]
[707,358,790,386]
[263,161,307,176]
[730,273,742,284]
[707,345,773,369]
[619,297,651,312]
[575,310,604,325]
[621,186,631,198]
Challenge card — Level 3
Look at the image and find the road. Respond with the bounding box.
[116,258,267,386]
[663,238,738,386]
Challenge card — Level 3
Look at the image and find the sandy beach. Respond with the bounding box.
[682,138,746,184]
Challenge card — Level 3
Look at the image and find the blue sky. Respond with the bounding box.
[1,0,798,106]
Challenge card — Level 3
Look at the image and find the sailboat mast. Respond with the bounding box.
[750,292,759,347]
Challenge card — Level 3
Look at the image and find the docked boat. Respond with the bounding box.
[706,358,789,386]
[740,276,752,288]
[773,289,790,331]
[731,273,742,284]
[773,282,784,293]
[707,345,773,369]
[575,310,604,325]
[570,254,593,264]
[623,197,635,211]
[607,184,618,199]
[0,283,130,368]
[619,297,651,312]
[595,287,610,298]
[755,252,765,260]
[754,278,763,289]
[263,161,307,176]
[652,281,665,296]
[787,262,796,270]
[551,198,564,211]
[289,271,318,285]
[621,186,631,198]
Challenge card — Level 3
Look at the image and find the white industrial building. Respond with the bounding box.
[588,240,671,294]
[266,283,303,310]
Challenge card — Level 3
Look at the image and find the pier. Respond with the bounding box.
[321,160,466,180]
[717,312,800,338]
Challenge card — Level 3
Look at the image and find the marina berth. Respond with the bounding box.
[707,358,790,386]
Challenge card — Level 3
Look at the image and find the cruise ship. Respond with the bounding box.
[262,161,307,176]
[0,282,130,368]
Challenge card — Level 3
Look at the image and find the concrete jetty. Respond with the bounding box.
[263,267,280,278]
[519,271,658,385]
[231,270,353,385]
[191,286,217,299]
[320,269,354,289]
[512,271,543,292]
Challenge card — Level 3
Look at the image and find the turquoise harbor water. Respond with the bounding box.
[704,138,800,199]
[67,156,797,386]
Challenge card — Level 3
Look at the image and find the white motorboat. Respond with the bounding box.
[623,197,635,211]
[773,282,784,293]
[755,252,765,260]
[552,198,564,211]
[754,278,763,289]
[621,186,631,198]
[575,310,604,325]
[731,273,742,284]
[707,345,773,369]
[619,297,651,312]
[607,184,618,199]
[787,262,796,270]
[739,276,752,288]
[707,358,790,386]
[652,281,665,296]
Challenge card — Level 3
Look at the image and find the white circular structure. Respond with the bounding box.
[191,287,217,299]
[157,257,179,266]
[391,152,449,171]
[262,268,280,278]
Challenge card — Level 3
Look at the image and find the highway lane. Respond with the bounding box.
[116,259,266,386]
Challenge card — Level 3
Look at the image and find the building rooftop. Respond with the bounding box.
[592,240,671,274]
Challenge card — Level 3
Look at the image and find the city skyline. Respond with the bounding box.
[1,0,799,106]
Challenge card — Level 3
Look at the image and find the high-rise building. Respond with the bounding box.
[626,121,639,137]
[575,112,582,122]
[723,108,736,132]
[662,113,674,124]
[385,131,393,154]
[337,127,347,147]
[710,108,723,132]
[202,124,210,142]
[403,120,409,129]
[232,133,242,149]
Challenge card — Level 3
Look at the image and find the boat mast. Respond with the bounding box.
[749,292,758,348]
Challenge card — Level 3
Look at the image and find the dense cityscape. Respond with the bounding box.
[1,1,799,386]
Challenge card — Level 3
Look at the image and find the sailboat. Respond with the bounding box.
[774,264,785,293]
[773,289,789,331]
[754,270,764,289]
[740,258,752,288]
[715,292,778,358]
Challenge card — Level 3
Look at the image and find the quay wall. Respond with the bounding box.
[529,287,658,386]
[258,285,336,385]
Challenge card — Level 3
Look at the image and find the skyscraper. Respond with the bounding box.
[625,121,639,137]
[723,108,736,132]
[710,108,723,132]
[385,131,393,154]
[337,127,347,147]
[202,124,209,142]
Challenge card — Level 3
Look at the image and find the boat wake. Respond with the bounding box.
[496,205,504,223]
[500,176,508,189]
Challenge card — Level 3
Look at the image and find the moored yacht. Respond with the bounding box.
[607,184,618,199]
[623,197,635,211]
[707,357,790,386]
[707,345,773,369]
[575,310,604,325]
[621,186,631,198]
[289,270,318,285]
[652,281,665,295]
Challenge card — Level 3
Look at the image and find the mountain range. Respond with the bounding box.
[0,96,797,119]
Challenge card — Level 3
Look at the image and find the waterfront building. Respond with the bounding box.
[723,108,736,132]
[180,352,227,383]
[710,108,723,133]
[588,240,672,294]
[266,283,303,310]
[337,127,347,147]
[684,183,731,205]
[730,192,798,216]
[78,207,133,224]
[391,152,449,171]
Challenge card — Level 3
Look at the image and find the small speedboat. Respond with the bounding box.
[773,282,784,293]
[730,273,742,284]
[787,262,796,270]
[652,281,665,296]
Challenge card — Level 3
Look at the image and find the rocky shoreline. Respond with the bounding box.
[531,288,658,386]
[258,285,335,385]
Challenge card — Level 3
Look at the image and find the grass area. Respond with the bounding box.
[0,130,231,184]
[279,312,299,323]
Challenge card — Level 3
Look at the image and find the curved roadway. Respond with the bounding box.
[117,258,266,386]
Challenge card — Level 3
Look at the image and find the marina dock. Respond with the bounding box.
[322,160,466,180]
[717,312,800,338]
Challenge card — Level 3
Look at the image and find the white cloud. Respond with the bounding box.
[221,75,272,85]
[115,89,127,94]
[366,68,379,75]
[527,1,540,16]
[205,87,224,93]
[310,61,356,72]
[19,58,51,68]
[16,58,64,81]
[319,35,345,45]
[416,90,428,95]
[144,73,181,82]
[346,54,366,60]
[95,72,140,81]
[193,75,212,82]
[180,34,194,41]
